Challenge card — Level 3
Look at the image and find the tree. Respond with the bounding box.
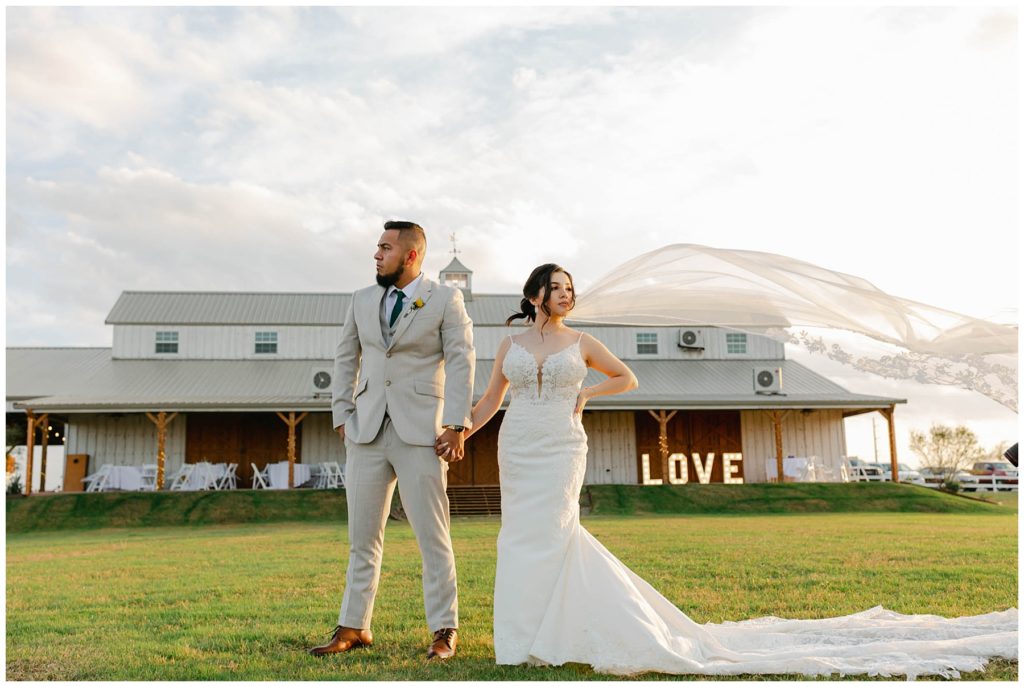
[909,423,986,481]
[985,440,1012,464]
[6,420,26,456]
[6,420,26,479]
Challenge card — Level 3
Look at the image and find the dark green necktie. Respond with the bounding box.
[389,290,406,327]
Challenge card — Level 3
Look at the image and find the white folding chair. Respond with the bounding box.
[139,464,158,491]
[251,463,268,490]
[317,462,333,489]
[216,463,238,490]
[82,464,113,493]
[168,464,195,491]
[323,461,344,489]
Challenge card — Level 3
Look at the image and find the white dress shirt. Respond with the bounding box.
[384,271,424,326]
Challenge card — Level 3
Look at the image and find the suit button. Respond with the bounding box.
[385,380,391,386]
[386,352,392,358]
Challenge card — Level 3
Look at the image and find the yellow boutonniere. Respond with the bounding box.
[412,298,425,310]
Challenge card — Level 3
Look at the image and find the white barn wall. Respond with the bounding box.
[582,411,638,485]
[300,413,346,465]
[113,325,342,360]
[66,414,187,476]
[113,324,783,362]
[740,410,847,483]
[470,326,784,361]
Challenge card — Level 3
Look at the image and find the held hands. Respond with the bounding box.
[434,428,466,462]
[336,425,346,443]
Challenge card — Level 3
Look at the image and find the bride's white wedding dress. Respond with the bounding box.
[492,333,1017,678]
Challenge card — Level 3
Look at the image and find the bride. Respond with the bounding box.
[438,262,1017,678]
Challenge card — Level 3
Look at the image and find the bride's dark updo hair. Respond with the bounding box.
[505,263,576,327]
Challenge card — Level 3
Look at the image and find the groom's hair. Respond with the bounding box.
[384,220,426,262]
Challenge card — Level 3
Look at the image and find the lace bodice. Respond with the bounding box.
[501,334,588,403]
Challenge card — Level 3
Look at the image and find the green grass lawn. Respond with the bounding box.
[6,511,1017,680]
[6,482,1006,534]
[969,491,1019,511]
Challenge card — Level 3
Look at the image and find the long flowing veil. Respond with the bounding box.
[571,244,1018,411]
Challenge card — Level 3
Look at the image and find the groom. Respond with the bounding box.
[309,221,475,660]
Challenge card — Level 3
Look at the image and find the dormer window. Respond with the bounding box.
[726,332,747,354]
[636,332,658,355]
[155,331,179,354]
[255,331,278,354]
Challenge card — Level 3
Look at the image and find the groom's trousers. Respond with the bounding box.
[339,415,459,632]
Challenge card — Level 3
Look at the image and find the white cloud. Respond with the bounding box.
[6,6,1016,451]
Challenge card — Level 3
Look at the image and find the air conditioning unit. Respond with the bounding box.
[753,366,782,394]
[311,366,333,396]
[678,328,705,350]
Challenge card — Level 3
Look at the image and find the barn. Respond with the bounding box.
[7,257,905,493]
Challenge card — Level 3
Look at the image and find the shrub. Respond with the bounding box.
[7,474,23,496]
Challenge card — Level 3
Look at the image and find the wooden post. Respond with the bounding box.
[880,406,899,483]
[277,411,308,488]
[24,410,36,496]
[647,410,677,482]
[37,413,50,493]
[769,410,784,483]
[146,412,179,490]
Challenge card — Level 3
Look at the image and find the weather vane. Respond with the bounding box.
[449,232,460,256]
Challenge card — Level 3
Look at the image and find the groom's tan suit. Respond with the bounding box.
[331,275,474,632]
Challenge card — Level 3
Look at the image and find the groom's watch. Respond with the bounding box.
[443,425,466,433]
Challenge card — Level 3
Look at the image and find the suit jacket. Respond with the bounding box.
[331,276,475,446]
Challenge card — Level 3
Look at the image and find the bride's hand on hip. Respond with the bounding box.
[574,387,593,416]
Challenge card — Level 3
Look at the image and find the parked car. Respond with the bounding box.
[872,462,925,484]
[846,458,884,481]
[917,466,978,489]
[919,466,972,486]
[969,461,1018,486]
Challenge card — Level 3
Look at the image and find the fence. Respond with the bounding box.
[919,474,1018,492]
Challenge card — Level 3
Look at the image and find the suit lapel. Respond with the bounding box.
[370,285,387,348]
[388,277,435,351]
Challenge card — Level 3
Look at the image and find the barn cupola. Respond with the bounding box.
[439,233,473,301]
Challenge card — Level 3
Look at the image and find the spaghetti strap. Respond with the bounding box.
[577,331,584,343]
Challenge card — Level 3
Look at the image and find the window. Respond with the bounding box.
[636,332,658,355]
[726,332,747,354]
[155,331,179,354]
[444,272,468,288]
[255,331,278,354]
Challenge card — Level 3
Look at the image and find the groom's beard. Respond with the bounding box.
[376,264,405,288]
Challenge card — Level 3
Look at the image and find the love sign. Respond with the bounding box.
[640,452,744,485]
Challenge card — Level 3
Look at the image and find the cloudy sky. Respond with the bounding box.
[6,6,1018,462]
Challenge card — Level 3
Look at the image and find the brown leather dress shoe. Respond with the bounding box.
[308,625,374,656]
[427,628,457,660]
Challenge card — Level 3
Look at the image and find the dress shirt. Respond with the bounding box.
[384,271,425,326]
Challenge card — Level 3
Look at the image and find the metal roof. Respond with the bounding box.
[580,359,903,409]
[7,348,114,401]
[11,356,332,412]
[10,350,903,413]
[104,291,532,327]
[102,290,664,328]
[465,295,526,325]
[441,257,472,274]
[105,292,355,325]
